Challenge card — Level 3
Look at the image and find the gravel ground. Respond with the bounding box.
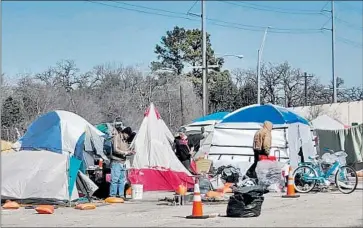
[2,187,362,227]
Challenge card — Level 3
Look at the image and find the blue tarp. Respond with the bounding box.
[221,104,309,125]
[193,112,230,123]
[20,111,63,154]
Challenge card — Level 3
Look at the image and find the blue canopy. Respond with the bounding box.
[193,112,230,123]
[220,104,309,125]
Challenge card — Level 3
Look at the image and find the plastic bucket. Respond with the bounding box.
[131,184,143,200]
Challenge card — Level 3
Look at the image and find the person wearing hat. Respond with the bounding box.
[110,126,135,199]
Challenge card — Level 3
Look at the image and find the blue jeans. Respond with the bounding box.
[109,161,126,197]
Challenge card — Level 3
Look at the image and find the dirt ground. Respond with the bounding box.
[2,185,363,227]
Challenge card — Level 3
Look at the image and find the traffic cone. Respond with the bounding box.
[282,166,300,198]
[186,182,209,219]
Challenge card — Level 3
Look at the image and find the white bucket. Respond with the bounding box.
[131,184,143,200]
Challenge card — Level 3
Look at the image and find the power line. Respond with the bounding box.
[321,13,363,31]
[321,28,363,48]
[217,1,324,15]
[321,17,332,30]
[206,17,322,32]
[336,36,363,48]
[87,1,195,21]
[336,1,363,14]
[114,1,319,31]
[88,1,323,34]
[335,17,363,31]
[320,1,330,12]
[186,0,199,15]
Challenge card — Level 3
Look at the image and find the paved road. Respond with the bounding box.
[2,189,362,227]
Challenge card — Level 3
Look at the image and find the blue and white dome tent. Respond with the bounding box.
[208,104,316,175]
[192,112,230,124]
[1,110,105,203]
[220,104,309,126]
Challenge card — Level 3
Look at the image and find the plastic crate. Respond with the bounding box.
[259,155,277,161]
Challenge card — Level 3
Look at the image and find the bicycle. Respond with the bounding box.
[293,148,358,194]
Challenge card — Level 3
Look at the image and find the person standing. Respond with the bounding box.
[110,126,134,199]
[174,130,194,172]
[246,121,273,179]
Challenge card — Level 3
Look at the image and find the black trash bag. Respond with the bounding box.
[226,186,267,218]
[216,165,241,184]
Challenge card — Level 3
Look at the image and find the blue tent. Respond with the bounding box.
[193,112,230,123]
[220,104,309,125]
[16,110,105,201]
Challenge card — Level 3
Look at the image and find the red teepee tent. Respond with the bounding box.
[128,103,194,191]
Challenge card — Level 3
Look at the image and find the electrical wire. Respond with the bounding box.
[322,30,363,48]
[320,1,330,12]
[321,17,332,30]
[87,1,196,21]
[88,1,323,34]
[335,17,363,31]
[217,1,324,15]
[320,12,363,31]
[336,1,363,14]
[335,36,363,48]
[186,0,199,15]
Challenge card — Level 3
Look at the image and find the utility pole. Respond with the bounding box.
[302,72,314,106]
[257,27,270,105]
[201,0,207,116]
[331,0,337,103]
[179,85,184,126]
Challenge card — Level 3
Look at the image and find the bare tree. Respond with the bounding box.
[4,59,360,136]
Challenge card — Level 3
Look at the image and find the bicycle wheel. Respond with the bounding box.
[293,165,317,193]
[335,165,358,194]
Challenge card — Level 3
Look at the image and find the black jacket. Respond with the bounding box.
[174,138,193,162]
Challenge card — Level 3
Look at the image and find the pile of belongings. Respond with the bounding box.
[216,165,241,184]
[226,185,269,218]
[256,160,285,192]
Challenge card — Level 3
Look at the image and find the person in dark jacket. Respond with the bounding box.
[174,130,194,171]
[187,132,205,154]
[127,131,137,144]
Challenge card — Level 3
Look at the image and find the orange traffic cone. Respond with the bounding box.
[186,182,209,219]
[282,166,300,198]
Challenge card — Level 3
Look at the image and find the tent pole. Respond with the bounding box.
[67,153,72,207]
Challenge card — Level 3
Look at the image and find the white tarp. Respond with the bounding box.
[77,171,98,197]
[288,101,363,126]
[183,120,218,133]
[84,125,108,161]
[194,130,214,159]
[311,115,346,130]
[1,150,78,201]
[287,123,316,169]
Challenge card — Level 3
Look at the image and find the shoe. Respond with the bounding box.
[117,196,127,201]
